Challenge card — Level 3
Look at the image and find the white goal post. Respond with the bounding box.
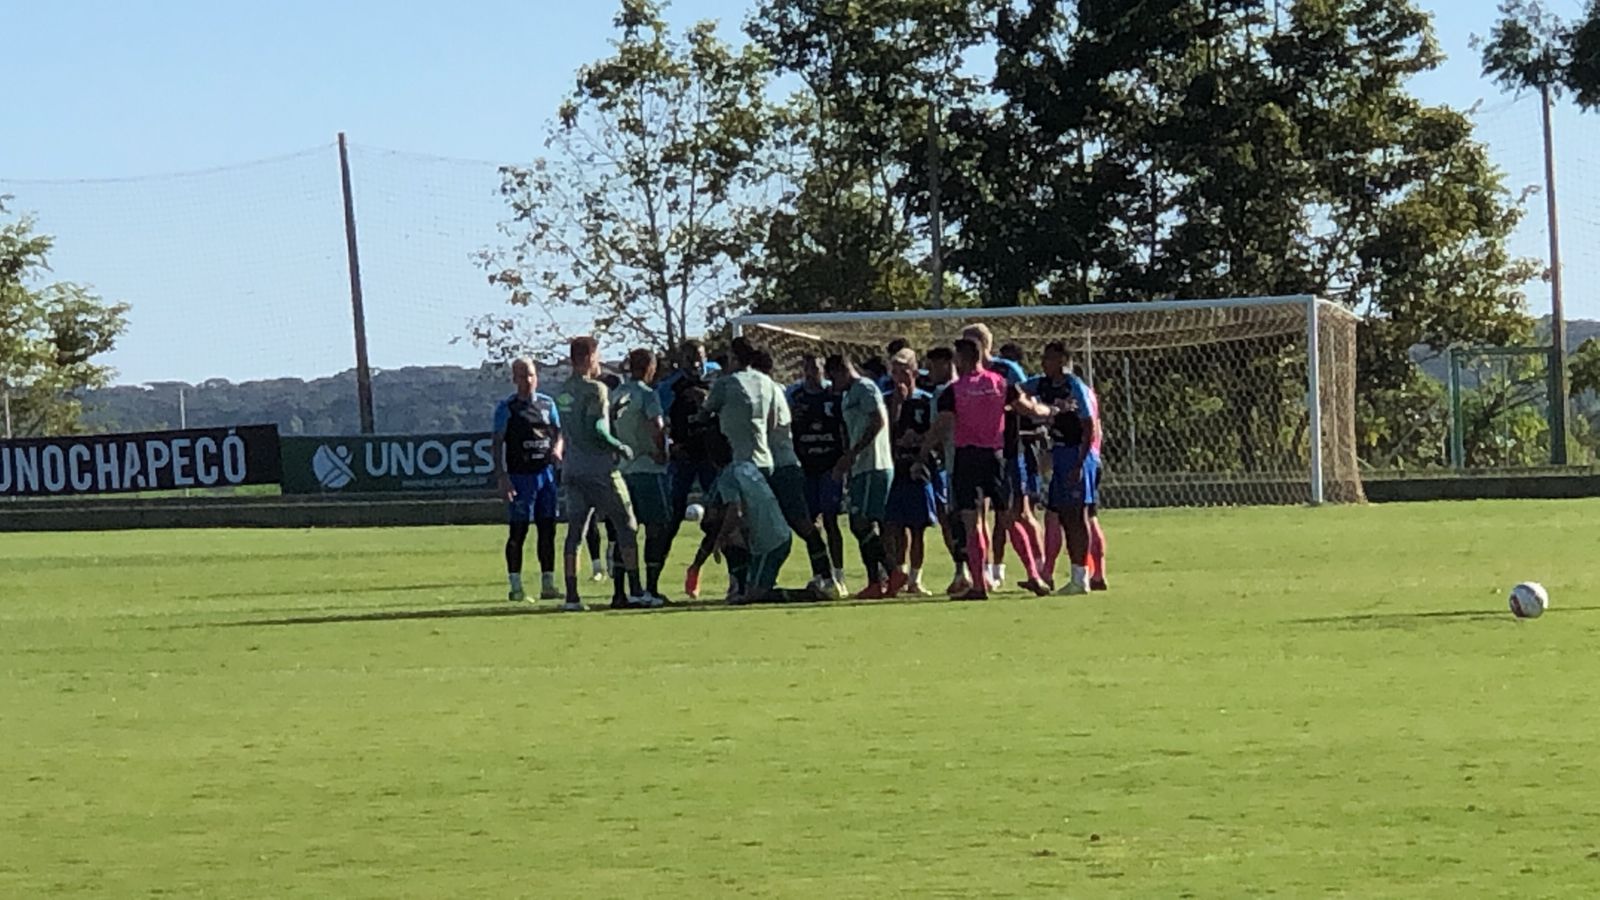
[733,295,1363,507]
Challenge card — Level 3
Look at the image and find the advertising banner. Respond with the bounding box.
[280,433,496,494]
[0,425,282,498]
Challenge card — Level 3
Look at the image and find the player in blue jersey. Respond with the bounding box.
[883,348,937,596]
[787,353,849,588]
[492,357,564,602]
[1027,342,1104,595]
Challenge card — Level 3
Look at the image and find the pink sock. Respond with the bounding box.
[966,524,990,592]
[1009,521,1042,582]
[1044,517,1064,582]
[1090,520,1106,580]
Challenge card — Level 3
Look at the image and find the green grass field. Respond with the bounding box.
[3,501,1597,898]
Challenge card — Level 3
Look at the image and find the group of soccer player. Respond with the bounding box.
[491,324,1107,610]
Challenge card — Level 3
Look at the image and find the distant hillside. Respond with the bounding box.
[81,319,1600,436]
[84,364,572,436]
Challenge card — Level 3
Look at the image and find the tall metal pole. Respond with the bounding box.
[927,102,944,310]
[338,132,377,435]
[2,388,11,440]
[1541,84,1569,465]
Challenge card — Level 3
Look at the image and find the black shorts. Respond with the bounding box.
[951,446,1011,512]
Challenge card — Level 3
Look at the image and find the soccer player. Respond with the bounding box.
[553,336,651,611]
[960,323,1046,592]
[689,433,817,605]
[492,357,564,602]
[751,348,845,599]
[661,339,721,554]
[612,348,673,603]
[918,338,1053,600]
[826,354,894,598]
[884,347,936,596]
[1029,342,1104,595]
[923,346,970,595]
[787,353,849,589]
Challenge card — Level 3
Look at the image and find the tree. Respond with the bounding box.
[1,198,129,437]
[889,0,1537,470]
[477,0,773,356]
[742,0,991,313]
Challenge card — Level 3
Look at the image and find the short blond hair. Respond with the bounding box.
[961,323,993,353]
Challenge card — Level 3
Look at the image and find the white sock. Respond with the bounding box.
[990,563,1006,585]
[509,573,523,592]
[1071,564,1088,587]
[910,567,923,586]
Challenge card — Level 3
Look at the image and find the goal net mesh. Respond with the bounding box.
[740,299,1363,507]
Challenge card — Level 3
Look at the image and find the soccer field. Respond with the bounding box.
[3,501,1597,898]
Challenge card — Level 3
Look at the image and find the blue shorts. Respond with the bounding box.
[1048,448,1101,509]
[886,474,937,528]
[1007,453,1039,505]
[509,469,559,523]
[931,468,950,509]
[803,471,844,518]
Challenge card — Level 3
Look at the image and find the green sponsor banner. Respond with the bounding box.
[280,433,495,494]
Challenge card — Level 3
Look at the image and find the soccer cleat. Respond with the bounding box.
[807,575,843,602]
[946,575,973,597]
[907,580,933,597]
[1090,578,1108,592]
[508,588,528,603]
[954,588,990,601]
[886,570,909,598]
[560,600,586,612]
[590,571,609,583]
[1058,581,1089,597]
[684,568,702,600]
[854,581,891,601]
[632,593,665,609]
[1018,579,1053,598]
[540,586,563,601]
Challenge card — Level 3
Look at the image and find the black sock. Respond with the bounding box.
[803,530,831,579]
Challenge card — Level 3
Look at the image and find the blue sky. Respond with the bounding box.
[3,0,1598,385]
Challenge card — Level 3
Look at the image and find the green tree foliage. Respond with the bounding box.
[741,0,993,314]
[478,0,773,354]
[1,199,129,437]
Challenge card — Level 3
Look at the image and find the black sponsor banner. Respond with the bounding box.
[279,433,496,494]
[0,425,282,497]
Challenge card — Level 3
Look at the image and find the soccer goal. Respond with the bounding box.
[734,295,1363,507]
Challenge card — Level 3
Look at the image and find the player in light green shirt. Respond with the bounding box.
[702,365,775,472]
[825,354,893,597]
[610,348,673,602]
[553,336,648,611]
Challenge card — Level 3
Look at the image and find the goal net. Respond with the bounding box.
[735,296,1363,507]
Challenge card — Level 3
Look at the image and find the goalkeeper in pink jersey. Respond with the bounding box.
[915,338,1055,600]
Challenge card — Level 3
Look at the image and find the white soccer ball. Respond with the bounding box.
[1508,582,1550,619]
[684,503,705,523]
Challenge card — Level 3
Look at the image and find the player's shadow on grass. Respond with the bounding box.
[1291,605,1600,628]
[223,591,1001,628]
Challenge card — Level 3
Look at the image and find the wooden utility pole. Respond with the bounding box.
[927,102,944,310]
[338,132,376,434]
[1540,84,1569,464]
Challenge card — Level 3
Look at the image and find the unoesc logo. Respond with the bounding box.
[310,438,495,490]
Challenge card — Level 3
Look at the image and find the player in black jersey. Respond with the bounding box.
[660,339,721,558]
[492,358,564,602]
[787,352,848,586]
[883,348,937,596]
